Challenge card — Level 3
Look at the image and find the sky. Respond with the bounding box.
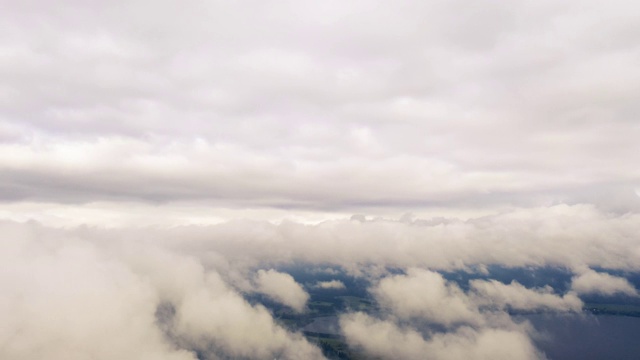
[1,1,640,359]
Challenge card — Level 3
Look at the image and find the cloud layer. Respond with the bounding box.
[0,0,639,217]
[1,203,638,358]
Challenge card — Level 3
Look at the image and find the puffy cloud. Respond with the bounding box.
[355,268,581,359]
[371,269,482,326]
[254,269,309,312]
[0,221,324,360]
[314,280,346,289]
[0,225,195,360]
[340,312,541,360]
[571,269,639,297]
[470,280,583,312]
[173,273,320,359]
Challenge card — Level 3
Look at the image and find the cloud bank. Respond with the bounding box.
[1,206,638,358]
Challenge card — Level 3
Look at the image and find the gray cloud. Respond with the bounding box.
[0,0,639,213]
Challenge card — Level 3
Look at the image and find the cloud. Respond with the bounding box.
[254,269,309,312]
[341,266,585,359]
[354,267,581,358]
[1,2,640,358]
[340,312,542,360]
[140,205,640,273]
[571,269,639,297]
[0,221,324,360]
[470,280,583,312]
[314,280,346,289]
[0,0,639,214]
[371,269,482,326]
[0,205,637,358]
[173,273,320,359]
[0,224,196,360]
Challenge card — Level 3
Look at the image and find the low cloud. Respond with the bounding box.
[470,280,583,312]
[38,204,639,286]
[346,267,584,358]
[254,269,310,312]
[1,204,639,359]
[571,269,639,297]
[0,222,324,360]
[173,272,318,359]
[340,312,541,360]
[372,269,482,326]
[314,280,346,289]
[0,227,195,360]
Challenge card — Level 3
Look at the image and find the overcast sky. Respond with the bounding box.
[1,0,639,226]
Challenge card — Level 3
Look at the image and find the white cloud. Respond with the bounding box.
[340,312,542,360]
[470,280,583,312]
[371,269,482,326]
[174,273,320,359]
[571,269,639,297]
[1,205,638,358]
[26,204,633,283]
[353,268,581,359]
[254,269,309,312]
[0,227,195,360]
[0,222,324,360]
[146,205,640,273]
[314,280,346,289]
